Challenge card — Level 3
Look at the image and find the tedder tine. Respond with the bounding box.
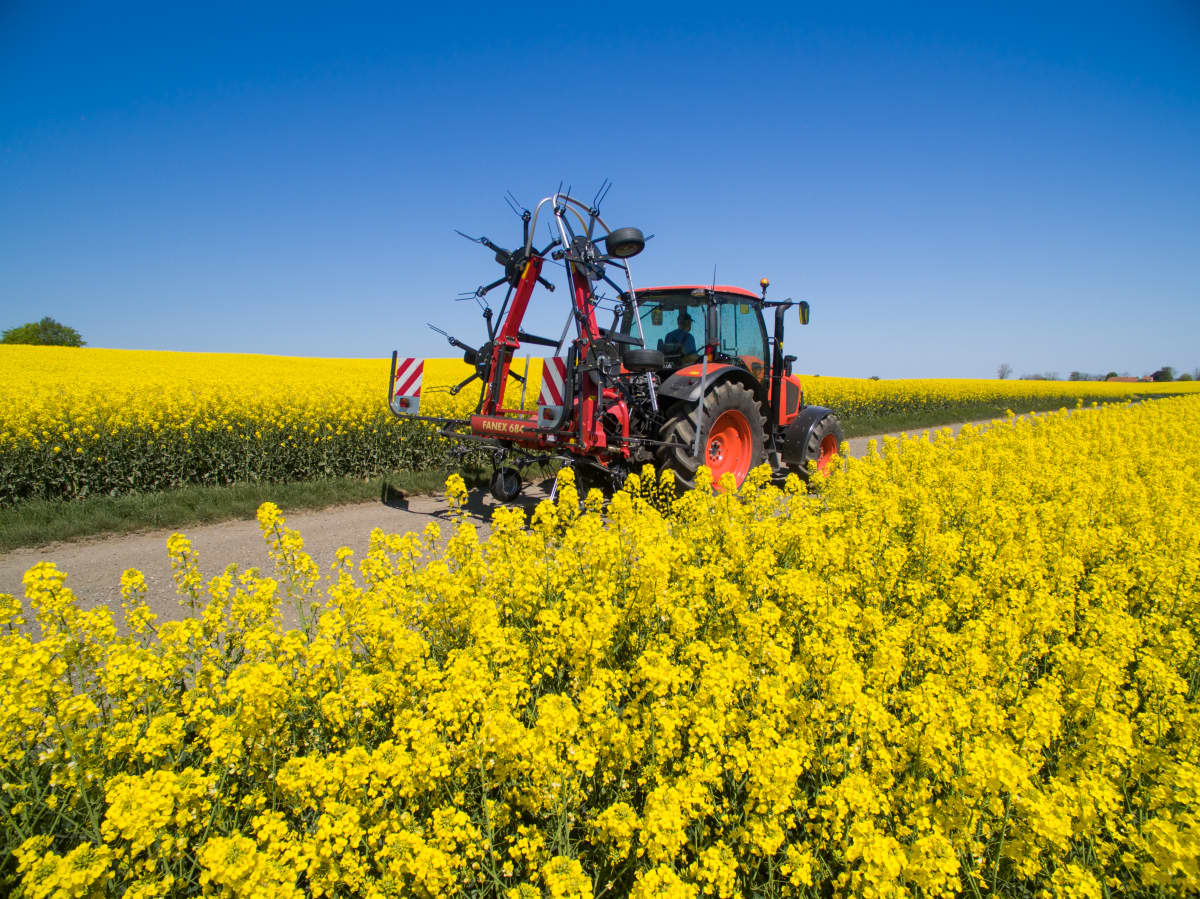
[449,373,477,396]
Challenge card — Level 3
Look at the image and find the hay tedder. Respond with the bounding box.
[388,187,844,501]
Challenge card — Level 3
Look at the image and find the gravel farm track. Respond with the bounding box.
[0,421,998,626]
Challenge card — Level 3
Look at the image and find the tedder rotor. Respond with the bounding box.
[388,186,844,502]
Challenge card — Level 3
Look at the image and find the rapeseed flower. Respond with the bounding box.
[1,397,1198,896]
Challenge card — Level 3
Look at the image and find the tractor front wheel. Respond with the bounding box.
[657,381,766,490]
[801,412,845,477]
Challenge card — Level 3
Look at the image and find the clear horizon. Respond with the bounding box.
[2,1,1197,379]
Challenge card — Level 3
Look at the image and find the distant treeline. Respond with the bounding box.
[1017,366,1195,382]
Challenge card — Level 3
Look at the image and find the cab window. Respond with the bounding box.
[718,300,768,378]
[625,294,707,363]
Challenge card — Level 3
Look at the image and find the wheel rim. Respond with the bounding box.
[705,409,753,486]
[817,433,838,473]
[493,468,520,501]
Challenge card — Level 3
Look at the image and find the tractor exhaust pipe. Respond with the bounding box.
[770,304,787,433]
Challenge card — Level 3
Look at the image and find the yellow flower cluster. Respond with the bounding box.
[3,396,1197,896]
[802,374,1198,424]
[0,347,542,502]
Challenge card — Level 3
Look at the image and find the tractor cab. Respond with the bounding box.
[622,286,769,379]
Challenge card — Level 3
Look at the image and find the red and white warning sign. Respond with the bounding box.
[537,357,567,427]
[391,357,424,416]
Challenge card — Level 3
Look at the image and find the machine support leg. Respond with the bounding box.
[692,353,709,458]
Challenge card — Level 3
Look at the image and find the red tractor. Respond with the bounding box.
[389,188,843,501]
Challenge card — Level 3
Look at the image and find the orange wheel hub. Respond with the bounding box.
[817,433,838,473]
[705,409,753,487]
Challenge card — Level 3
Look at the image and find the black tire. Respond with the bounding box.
[623,348,665,372]
[656,381,766,489]
[572,462,607,496]
[604,227,645,259]
[573,461,632,497]
[490,467,522,502]
[798,412,845,478]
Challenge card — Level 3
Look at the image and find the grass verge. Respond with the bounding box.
[0,468,490,554]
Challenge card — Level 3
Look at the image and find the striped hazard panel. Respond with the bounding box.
[537,357,567,427]
[390,357,423,416]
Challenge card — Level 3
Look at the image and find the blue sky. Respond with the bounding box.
[2,1,1197,378]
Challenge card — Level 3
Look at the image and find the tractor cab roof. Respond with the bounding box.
[636,285,760,302]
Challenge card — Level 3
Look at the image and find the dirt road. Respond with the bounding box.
[0,423,989,623]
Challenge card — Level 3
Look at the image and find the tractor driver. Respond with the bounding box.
[663,311,699,364]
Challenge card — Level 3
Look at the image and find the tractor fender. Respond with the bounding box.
[780,405,838,467]
[657,364,764,405]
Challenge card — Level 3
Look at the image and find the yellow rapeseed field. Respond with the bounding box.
[0,347,541,503]
[0,344,1194,503]
[2,397,1197,897]
[801,374,1199,421]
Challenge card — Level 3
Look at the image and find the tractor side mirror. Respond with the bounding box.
[798,301,810,325]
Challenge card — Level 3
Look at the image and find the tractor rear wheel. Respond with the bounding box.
[657,381,765,490]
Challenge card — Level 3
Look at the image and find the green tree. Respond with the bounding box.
[1,317,85,347]
[1151,366,1175,382]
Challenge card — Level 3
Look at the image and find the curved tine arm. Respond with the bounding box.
[528,193,615,254]
[555,193,611,235]
[526,195,558,253]
[553,204,574,257]
[553,198,591,237]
